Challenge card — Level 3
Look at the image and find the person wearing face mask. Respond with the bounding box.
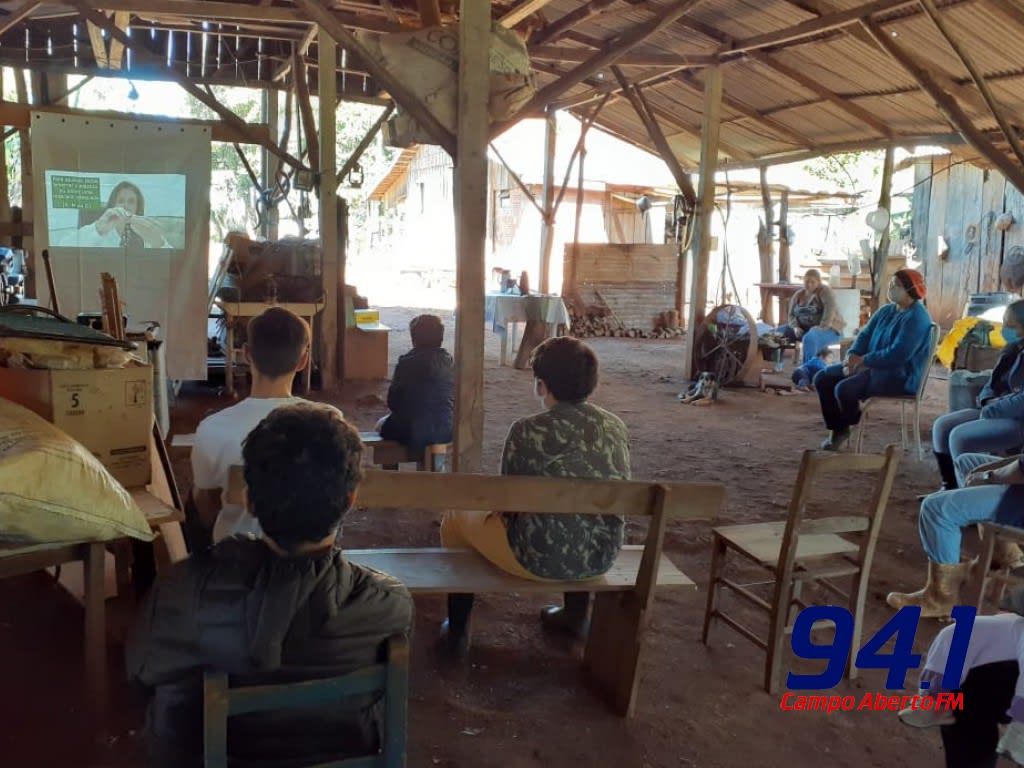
[812,268,933,451]
[925,300,1024,496]
[437,337,630,656]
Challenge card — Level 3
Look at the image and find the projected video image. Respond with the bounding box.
[46,171,186,250]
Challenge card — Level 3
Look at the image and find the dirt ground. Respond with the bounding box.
[0,304,1014,768]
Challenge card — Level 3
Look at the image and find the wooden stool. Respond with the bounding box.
[975,522,1024,612]
[369,440,451,472]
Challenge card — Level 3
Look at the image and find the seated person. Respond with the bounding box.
[126,403,413,768]
[928,300,1024,493]
[814,269,933,451]
[376,314,454,452]
[776,268,845,365]
[899,585,1024,767]
[888,451,1024,617]
[792,348,833,392]
[192,307,335,544]
[439,337,630,652]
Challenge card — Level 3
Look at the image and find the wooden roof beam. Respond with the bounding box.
[272,24,318,82]
[70,0,309,171]
[0,2,41,38]
[862,17,1024,193]
[500,0,559,29]
[293,0,457,157]
[529,0,619,46]
[919,0,1024,170]
[530,45,716,68]
[717,133,964,170]
[672,71,815,148]
[611,66,696,202]
[514,0,708,117]
[748,51,893,138]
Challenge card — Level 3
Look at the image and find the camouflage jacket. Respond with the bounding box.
[500,401,631,580]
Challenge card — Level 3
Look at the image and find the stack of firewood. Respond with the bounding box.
[568,311,684,340]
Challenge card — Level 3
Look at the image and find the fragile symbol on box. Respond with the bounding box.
[125,380,149,406]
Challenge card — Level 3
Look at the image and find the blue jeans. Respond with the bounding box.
[919,453,1024,564]
[799,327,841,365]
[931,408,1024,459]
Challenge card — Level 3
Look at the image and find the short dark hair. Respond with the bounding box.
[410,314,444,348]
[107,181,145,214]
[247,307,310,378]
[242,403,364,552]
[529,336,598,403]
[816,348,834,360]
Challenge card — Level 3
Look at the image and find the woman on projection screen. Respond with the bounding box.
[62,181,172,249]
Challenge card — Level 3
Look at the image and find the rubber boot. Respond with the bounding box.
[918,452,959,500]
[540,591,591,641]
[886,559,975,619]
[439,593,474,658]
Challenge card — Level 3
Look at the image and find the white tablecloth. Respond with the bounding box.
[484,293,570,331]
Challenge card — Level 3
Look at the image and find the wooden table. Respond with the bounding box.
[755,282,802,326]
[214,299,324,396]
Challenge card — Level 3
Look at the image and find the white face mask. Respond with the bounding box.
[887,283,906,304]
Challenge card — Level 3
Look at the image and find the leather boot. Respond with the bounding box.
[917,453,959,501]
[540,591,591,641]
[886,559,975,619]
[439,593,474,658]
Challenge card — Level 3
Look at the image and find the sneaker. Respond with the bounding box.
[899,701,956,728]
[820,428,851,451]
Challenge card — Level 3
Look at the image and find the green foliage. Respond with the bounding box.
[802,151,882,192]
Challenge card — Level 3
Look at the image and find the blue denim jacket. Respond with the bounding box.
[978,342,1024,420]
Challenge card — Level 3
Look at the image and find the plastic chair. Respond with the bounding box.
[203,635,408,768]
[853,322,940,460]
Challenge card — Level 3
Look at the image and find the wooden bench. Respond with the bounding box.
[227,467,724,716]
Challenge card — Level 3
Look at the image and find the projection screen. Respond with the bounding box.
[32,112,212,379]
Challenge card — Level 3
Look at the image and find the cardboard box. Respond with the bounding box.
[344,326,390,380]
[0,362,153,487]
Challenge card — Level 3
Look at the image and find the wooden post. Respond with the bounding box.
[262,87,279,240]
[570,142,587,299]
[538,108,557,294]
[682,66,723,381]
[778,189,790,283]
[872,145,895,311]
[16,69,34,298]
[758,166,775,324]
[318,28,340,389]
[452,0,490,473]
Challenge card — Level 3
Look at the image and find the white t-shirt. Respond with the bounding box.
[192,397,342,543]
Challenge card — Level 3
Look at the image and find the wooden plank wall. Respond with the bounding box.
[563,243,678,329]
[916,156,1010,328]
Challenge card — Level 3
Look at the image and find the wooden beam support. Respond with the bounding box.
[271,24,318,83]
[337,104,395,185]
[0,2,41,38]
[529,46,716,68]
[871,145,894,310]
[538,108,557,294]
[717,0,914,59]
[683,65,722,382]
[500,0,558,28]
[749,51,892,138]
[294,0,457,157]
[717,132,965,170]
[530,0,618,46]
[416,0,442,28]
[262,86,280,240]
[862,18,1024,194]
[452,0,490,473]
[293,50,320,173]
[918,0,1024,171]
[489,142,546,218]
[758,166,775,323]
[318,28,340,388]
[777,188,790,282]
[70,1,308,171]
[517,0,706,116]
[612,66,695,204]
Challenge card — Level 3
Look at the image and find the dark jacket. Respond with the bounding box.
[978,341,1024,420]
[126,538,413,768]
[380,346,454,451]
[849,300,933,395]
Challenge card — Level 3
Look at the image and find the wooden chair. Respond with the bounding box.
[975,522,1024,612]
[226,467,724,717]
[203,635,409,768]
[702,445,900,694]
[853,322,940,460]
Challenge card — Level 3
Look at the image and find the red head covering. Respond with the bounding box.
[894,268,926,301]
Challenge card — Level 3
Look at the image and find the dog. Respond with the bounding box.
[678,371,719,405]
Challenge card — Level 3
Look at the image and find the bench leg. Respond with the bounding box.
[583,591,644,717]
[83,542,109,736]
[976,528,999,613]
